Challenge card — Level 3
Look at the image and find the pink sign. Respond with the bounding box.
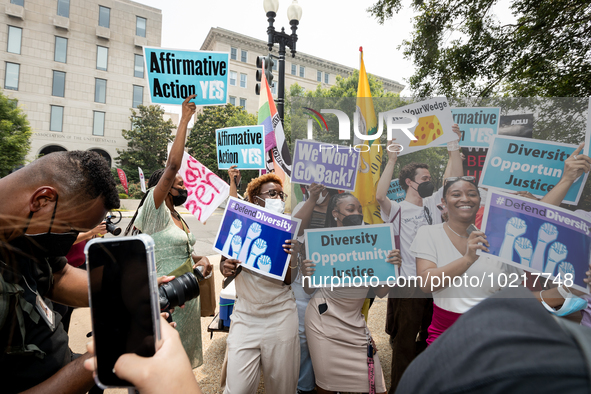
[116,169,128,195]
[179,151,229,222]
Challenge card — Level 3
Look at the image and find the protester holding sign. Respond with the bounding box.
[124,95,212,369]
[301,192,400,394]
[412,177,589,344]
[219,173,299,394]
[375,125,463,391]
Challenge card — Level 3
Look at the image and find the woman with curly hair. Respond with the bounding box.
[220,173,299,394]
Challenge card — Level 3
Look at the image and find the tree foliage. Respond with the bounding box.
[368,0,591,97]
[186,104,259,190]
[0,92,31,176]
[116,105,175,183]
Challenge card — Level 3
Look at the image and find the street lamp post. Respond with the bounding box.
[263,0,302,124]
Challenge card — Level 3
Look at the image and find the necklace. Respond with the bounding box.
[446,223,468,239]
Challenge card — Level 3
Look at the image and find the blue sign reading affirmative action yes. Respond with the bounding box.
[451,107,500,148]
[216,125,265,170]
[304,223,396,287]
[479,135,588,205]
[213,197,301,281]
[292,140,360,192]
[143,46,228,106]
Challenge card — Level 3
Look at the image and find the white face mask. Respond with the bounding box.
[315,191,328,205]
[265,198,285,214]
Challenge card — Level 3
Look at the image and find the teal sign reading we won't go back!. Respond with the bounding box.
[143,46,229,106]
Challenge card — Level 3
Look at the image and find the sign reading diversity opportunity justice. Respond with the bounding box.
[304,223,396,287]
[291,140,361,191]
[479,136,588,205]
[144,47,228,106]
[216,125,265,170]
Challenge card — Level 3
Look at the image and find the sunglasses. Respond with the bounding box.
[444,176,476,185]
[260,190,288,201]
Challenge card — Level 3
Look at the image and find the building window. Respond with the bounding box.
[240,73,247,88]
[240,50,247,63]
[300,66,305,78]
[325,72,329,84]
[132,85,143,108]
[229,71,237,86]
[99,6,110,28]
[95,78,106,103]
[230,47,237,60]
[54,36,67,63]
[239,98,246,108]
[11,0,24,6]
[136,16,146,37]
[5,62,19,90]
[317,70,322,82]
[7,26,22,55]
[96,46,108,71]
[229,96,236,106]
[57,0,70,18]
[134,54,144,78]
[50,105,63,132]
[52,70,65,97]
[93,111,105,136]
[291,64,296,75]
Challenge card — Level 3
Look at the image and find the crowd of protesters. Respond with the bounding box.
[2,96,591,394]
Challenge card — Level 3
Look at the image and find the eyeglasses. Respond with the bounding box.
[260,190,288,201]
[444,176,476,185]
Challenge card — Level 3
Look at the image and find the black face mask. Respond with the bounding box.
[342,214,364,227]
[413,180,435,198]
[11,194,79,257]
[170,187,188,206]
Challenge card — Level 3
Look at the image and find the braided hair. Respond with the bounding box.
[324,192,356,228]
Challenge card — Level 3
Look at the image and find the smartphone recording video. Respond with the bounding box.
[86,234,160,389]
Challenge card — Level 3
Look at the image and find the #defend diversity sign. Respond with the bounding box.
[216,125,265,170]
[479,135,588,204]
[451,107,500,148]
[213,197,301,281]
[291,140,360,191]
[387,179,406,202]
[144,47,228,106]
[480,191,590,293]
[304,223,396,287]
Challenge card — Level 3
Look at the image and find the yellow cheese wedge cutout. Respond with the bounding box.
[409,115,443,147]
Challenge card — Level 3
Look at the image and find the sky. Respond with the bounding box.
[135,0,419,115]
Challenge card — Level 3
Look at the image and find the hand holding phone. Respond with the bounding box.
[86,235,161,389]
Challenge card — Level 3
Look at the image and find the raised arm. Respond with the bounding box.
[541,143,590,206]
[293,183,325,236]
[153,95,197,209]
[446,124,464,178]
[228,165,241,198]
[376,139,399,218]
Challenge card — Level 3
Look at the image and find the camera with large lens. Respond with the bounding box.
[105,211,122,236]
[159,266,205,315]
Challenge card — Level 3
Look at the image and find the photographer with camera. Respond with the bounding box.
[124,95,212,369]
[0,150,120,394]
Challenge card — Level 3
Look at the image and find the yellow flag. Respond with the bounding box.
[352,48,384,224]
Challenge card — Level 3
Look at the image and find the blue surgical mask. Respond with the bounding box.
[541,287,588,317]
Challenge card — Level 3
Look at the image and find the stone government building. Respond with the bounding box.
[1,1,403,168]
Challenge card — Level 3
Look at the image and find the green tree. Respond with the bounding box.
[116,105,175,183]
[186,104,259,191]
[368,0,591,97]
[0,92,31,176]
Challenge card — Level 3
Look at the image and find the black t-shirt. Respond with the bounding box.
[0,244,72,393]
[397,286,590,394]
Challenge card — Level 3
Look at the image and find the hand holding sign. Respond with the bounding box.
[563,143,591,183]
